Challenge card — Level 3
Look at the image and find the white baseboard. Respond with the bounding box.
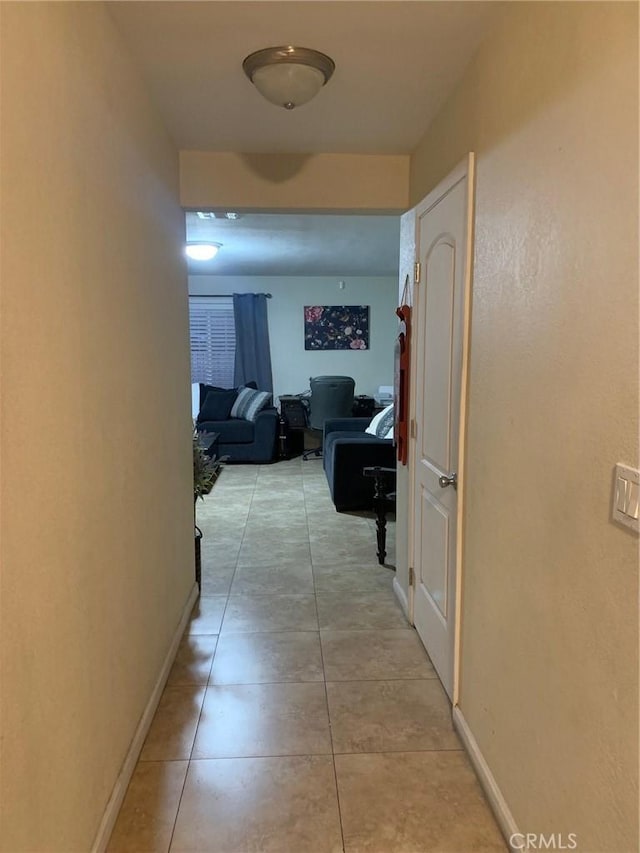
[92,583,200,853]
[393,576,410,620]
[452,706,520,852]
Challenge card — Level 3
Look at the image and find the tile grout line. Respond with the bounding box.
[194,674,438,687]
[304,469,347,853]
[320,631,348,853]
[166,758,190,852]
[165,745,466,762]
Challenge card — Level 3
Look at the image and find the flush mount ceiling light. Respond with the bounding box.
[185,242,222,261]
[242,46,335,110]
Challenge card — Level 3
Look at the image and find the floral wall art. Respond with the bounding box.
[304,305,370,351]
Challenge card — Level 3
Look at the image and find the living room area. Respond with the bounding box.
[188,210,401,504]
[187,211,400,411]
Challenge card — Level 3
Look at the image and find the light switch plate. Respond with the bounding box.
[612,463,640,533]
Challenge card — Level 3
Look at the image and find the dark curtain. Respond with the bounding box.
[233,293,273,394]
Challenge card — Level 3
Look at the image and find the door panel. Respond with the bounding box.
[411,155,474,701]
[421,487,450,619]
[422,240,456,473]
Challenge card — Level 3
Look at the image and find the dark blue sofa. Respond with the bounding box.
[323,418,396,511]
[197,408,278,463]
[196,382,278,463]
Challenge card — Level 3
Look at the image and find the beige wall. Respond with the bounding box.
[180,150,409,211]
[0,5,194,851]
[407,3,638,850]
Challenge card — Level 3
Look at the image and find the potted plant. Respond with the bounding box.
[193,429,223,501]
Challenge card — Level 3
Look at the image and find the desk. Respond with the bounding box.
[373,397,393,413]
[279,395,307,427]
[354,396,388,417]
[353,395,375,418]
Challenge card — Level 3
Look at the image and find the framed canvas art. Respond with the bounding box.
[304,305,369,350]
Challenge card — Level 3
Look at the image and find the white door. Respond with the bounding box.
[411,155,475,701]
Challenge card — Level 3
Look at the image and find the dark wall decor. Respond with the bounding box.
[304,305,370,350]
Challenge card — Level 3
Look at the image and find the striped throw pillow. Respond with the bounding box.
[375,405,395,439]
[365,403,394,439]
[230,386,272,422]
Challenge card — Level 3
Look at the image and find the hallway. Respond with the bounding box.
[108,458,505,852]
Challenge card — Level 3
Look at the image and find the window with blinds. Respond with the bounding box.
[189,297,236,387]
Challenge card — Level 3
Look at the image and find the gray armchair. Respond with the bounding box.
[303,375,355,460]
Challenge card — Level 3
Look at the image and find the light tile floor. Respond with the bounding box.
[108,458,506,853]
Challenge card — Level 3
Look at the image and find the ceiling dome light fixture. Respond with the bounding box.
[242,46,335,110]
[185,242,222,261]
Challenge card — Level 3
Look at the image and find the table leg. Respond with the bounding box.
[194,525,202,592]
[372,477,387,565]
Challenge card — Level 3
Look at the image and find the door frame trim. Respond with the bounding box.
[453,151,475,707]
[408,152,475,706]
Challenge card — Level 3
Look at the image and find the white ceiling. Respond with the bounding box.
[108,1,498,276]
[108,1,498,154]
[185,211,400,276]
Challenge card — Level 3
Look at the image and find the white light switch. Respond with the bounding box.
[627,482,639,520]
[616,477,628,512]
[612,463,640,533]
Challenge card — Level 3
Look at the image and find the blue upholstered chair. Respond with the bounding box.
[322,418,395,510]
